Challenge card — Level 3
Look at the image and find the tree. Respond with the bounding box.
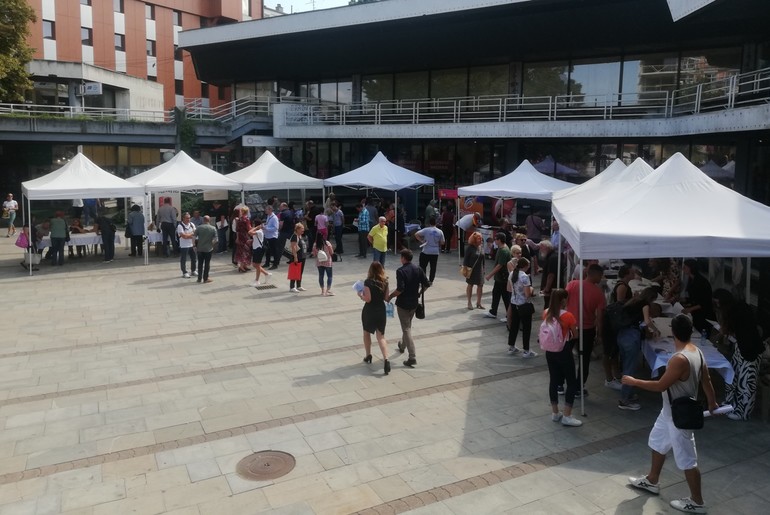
[0,0,36,103]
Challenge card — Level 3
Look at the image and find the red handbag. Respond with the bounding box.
[287,261,303,281]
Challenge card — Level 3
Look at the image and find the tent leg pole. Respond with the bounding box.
[394,194,398,255]
[579,260,585,417]
[28,196,33,276]
[746,257,751,303]
[557,234,562,287]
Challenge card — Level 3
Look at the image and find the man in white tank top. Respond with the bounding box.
[622,315,719,514]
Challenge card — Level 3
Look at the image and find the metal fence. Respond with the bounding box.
[0,103,174,123]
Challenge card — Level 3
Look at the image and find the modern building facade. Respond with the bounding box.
[179,0,770,312]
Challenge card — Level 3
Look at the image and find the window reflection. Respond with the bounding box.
[361,75,393,103]
[431,68,467,98]
[569,58,621,106]
[622,53,678,105]
[395,71,429,100]
[469,65,509,97]
[522,62,568,99]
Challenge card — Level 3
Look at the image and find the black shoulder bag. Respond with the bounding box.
[415,290,425,320]
[666,351,704,430]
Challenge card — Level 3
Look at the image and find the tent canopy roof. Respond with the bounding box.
[323,152,434,191]
[225,151,323,190]
[554,153,770,259]
[22,153,144,200]
[457,159,574,200]
[700,159,734,180]
[127,151,241,192]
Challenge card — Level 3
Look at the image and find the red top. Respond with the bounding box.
[565,279,606,329]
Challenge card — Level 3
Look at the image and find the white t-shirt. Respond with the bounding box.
[510,270,532,305]
[176,222,195,249]
[252,228,264,249]
[415,226,444,255]
[3,200,18,212]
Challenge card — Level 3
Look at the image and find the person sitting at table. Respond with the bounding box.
[648,258,680,301]
[679,259,713,334]
[68,218,88,258]
[712,289,764,421]
[34,219,51,258]
[616,287,660,411]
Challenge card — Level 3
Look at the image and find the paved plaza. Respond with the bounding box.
[0,235,769,514]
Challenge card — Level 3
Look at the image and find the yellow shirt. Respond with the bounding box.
[368,224,388,252]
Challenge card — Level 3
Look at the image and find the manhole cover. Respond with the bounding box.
[255,284,277,290]
[236,451,296,481]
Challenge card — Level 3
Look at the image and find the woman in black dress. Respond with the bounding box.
[359,261,391,374]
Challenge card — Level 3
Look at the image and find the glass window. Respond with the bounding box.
[242,0,252,17]
[114,34,125,51]
[361,74,393,102]
[662,143,689,162]
[337,80,352,104]
[113,0,124,13]
[304,142,318,177]
[423,143,455,181]
[201,83,209,99]
[174,46,183,61]
[146,40,156,57]
[569,58,621,105]
[43,21,55,40]
[256,81,277,98]
[679,48,741,87]
[596,144,619,175]
[320,81,337,103]
[175,80,183,96]
[278,81,294,97]
[81,27,93,46]
[172,10,182,26]
[147,76,157,82]
[234,82,255,99]
[522,62,569,98]
[395,71,429,100]
[393,142,422,172]
[430,68,468,98]
[300,83,318,100]
[622,53,679,105]
[691,144,736,186]
[621,143,639,164]
[317,141,330,178]
[469,65,509,97]
[81,0,91,5]
[145,4,155,20]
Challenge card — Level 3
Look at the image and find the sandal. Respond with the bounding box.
[467,305,474,310]
[476,305,485,309]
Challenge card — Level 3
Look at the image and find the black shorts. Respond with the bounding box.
[251,247,265,263]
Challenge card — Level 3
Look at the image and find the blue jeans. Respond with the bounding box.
[334,225,344,254]
[317,266,333,289]
[372,248,386,265]
[50,237,65,265]
[617,326,641,401]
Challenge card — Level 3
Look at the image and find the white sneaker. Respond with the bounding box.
[252,281,259,287]
[190,271,198,276]
[483,312,497,319]
[521,350,538,358]
[290,287,299,293]
[670,497,706,514]
[297,287,307,291]
[604,379,623,391]
[551,412,563,422]
[182,272,190,278]
[265,272,272,283]
[726,412,742,421]
[628,475,660,495]
[561,415,583,427]
[618,399,641,411]
[508,346,521,355]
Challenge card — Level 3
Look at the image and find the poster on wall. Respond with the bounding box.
[458,196,517,226]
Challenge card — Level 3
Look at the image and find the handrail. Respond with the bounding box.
[0,103,174,123]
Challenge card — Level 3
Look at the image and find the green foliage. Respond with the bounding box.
[179,118,196,153]
[0,0,36,103]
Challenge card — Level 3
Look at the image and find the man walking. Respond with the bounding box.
[415,216,444,286]
[195,216,217,283]
[388,249,430,368]
[156,197,178,258]
[176,212,197,278]
[565,263,606,397]
[331,203,344,254]
[275,202,294,269]
[368,216,388,265]
[355,204,370,258]
[262,205,279,268]
[484,232,511,321]
[624,314,718,514]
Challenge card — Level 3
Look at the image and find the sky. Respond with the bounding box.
[268,0,354,14]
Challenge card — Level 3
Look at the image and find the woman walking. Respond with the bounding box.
[463,232,485,310]
[508,257,536,357]
[313,232,335,296]
[359,262,391,374]
[249,219,271,286]
[288,223,308,292]
[542,289,582,427]
[235,207,252,273]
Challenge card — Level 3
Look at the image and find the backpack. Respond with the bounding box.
[539,314,566,352]
[605,301,636,334]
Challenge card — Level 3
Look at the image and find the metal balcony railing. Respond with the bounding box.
[0,103,174,123]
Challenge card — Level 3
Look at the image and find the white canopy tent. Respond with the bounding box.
[323,152,435,253]
[700,159,734,180]
[533,155,580,177]
[457,159,575,200]
[553,153,770,416]
[127,151,241,264]
[225,150,324,204]
[21,153,145,275]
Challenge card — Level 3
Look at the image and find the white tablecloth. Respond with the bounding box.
[40,233,121,247]
[405,223,421,234]
[642,337,734,384]
[147,232,163,244]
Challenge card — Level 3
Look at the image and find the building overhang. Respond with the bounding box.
[180,0,770,86]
